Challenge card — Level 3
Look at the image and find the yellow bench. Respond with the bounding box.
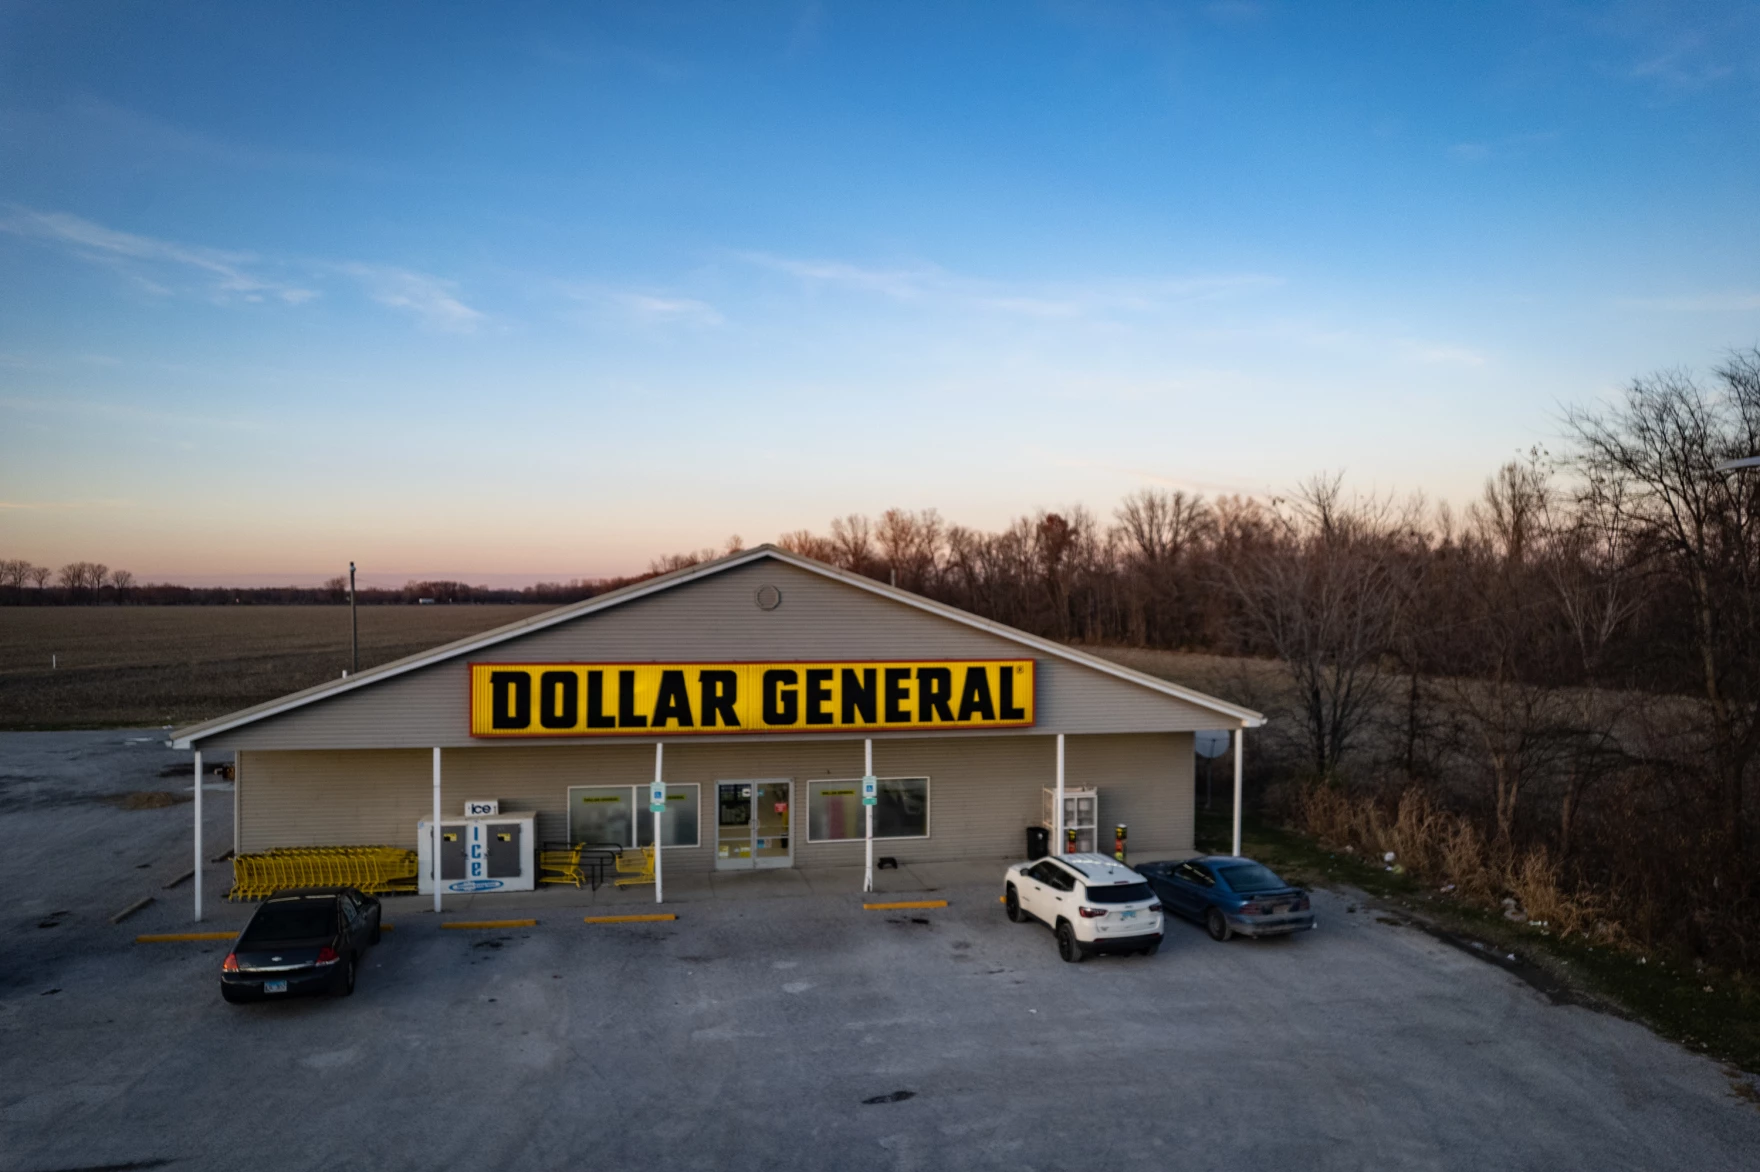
[612,845,656,887]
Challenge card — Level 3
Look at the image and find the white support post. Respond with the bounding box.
[863,738,874,893]
[193,749,203,922]
[1232,728,1244,857]
[1054,733,1065,855]
[653,742,665,905]
[432,747,443,914]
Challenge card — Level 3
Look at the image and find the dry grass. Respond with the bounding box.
[0,604,556,729]
[1294,782,1613,941]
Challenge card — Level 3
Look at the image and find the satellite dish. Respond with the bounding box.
[1194,730,1231,759]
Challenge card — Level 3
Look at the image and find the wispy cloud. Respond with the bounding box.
[1399,341,1488,367]
[1629,37,1735,92]
[0,207,316,303]
[2,206,486,330]
[1447,131,1559,163]
[334,263,484,332]
[1619,292,1760,313]
[8,97,369,175]
[560,284,724,327]
[734,250,1280,320]
[0,393,265,432]
[738,252,934,299]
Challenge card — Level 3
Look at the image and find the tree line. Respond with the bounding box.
[0,561,135,604]
[0,567,640,607]
[736,350,1760,973]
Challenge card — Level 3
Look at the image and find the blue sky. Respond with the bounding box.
[3,1,1758,584]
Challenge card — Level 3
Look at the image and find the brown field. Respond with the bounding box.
[0,605,556,729]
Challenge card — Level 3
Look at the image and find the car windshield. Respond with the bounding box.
[242,898,335,943]
[1083,881,1153,904]
[1216,863,1286,893]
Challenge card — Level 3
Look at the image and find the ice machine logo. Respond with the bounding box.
[448,879,505,893]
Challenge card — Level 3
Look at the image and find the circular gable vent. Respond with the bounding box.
[754,584,783,611]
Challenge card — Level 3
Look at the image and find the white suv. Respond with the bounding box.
[1004,852,1164,962]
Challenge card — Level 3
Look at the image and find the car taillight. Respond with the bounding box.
[222,953,239,972]
[1296,896,1311,911]
[1077,906,1107,918]
[1147,903,1162,914]
[315,946,340,966]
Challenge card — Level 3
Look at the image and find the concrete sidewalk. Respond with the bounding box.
[422,857,1007,916]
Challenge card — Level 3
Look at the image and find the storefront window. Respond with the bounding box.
[569,785,633,848]
[808,777,929,842]
[570,784,699,848]
[638,784,700,848]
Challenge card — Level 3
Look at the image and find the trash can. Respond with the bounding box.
[1026,826,1050,860]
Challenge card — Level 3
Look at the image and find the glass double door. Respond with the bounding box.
[716,780,793,870]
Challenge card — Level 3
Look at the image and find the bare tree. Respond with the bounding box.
[1445,458,1577,843]
[110,569,134,603]
[1567,353,1760,864]
[648,549,717,574]
[26,564,50,596]
[57,563,86,602]
[777,529,838,563]
[1113,488,1216,646]
[1543,474,1645,858]
[0,558,27,600]
[875,508,943,592]
[830,514,877,576]
[1228,476,1407,779]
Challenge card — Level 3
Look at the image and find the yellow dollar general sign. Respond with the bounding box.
[469,660,1035,738]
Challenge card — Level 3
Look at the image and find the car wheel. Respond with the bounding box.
[1206,908,1232,942]
[1055,921,1085,963]
[336,954,357,997]
[1139,938,1161,957]
[1005,885,1026,923]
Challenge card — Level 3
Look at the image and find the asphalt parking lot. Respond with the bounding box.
[5,731,1760,1172]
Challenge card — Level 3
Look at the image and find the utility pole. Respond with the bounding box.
[349,561,358,675]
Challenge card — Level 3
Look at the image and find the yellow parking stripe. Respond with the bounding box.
[862,900,948,911]
[584,913,677,924]
[441,919,537,930]
[135,932,235,943]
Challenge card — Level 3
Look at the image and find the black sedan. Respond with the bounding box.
[1136,856,1315,941]
[221,887,381,1002]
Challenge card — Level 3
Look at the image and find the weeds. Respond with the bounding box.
[1293,783,1613,942]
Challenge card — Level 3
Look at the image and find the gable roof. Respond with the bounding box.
[171,544,1264,748]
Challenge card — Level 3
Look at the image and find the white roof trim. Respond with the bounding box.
[171,545,1264,747]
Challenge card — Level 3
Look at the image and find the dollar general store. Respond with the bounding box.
[171,544,1262,906]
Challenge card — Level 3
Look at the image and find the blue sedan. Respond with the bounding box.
[1136,856,1315,941]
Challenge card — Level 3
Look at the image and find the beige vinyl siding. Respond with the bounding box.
[235,732,1194,871]
[197,561,1234,752]
[237,748,431,853]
